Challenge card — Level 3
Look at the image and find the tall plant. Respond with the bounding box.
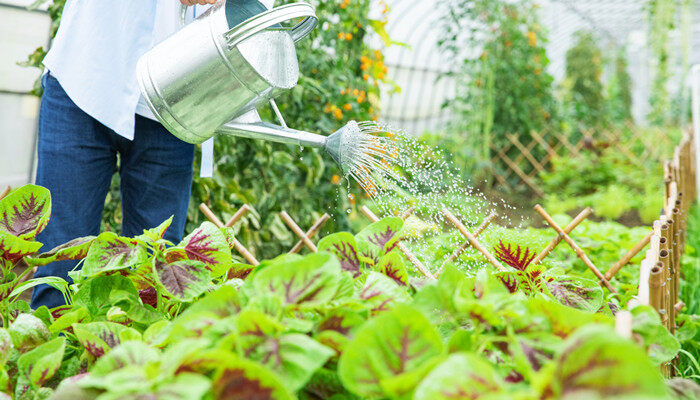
[439,0,557,176]
[607,51,633,123]
[647,0,676,126]
[563,31,605,129]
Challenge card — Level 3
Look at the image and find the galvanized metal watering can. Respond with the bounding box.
[136,0,362,167]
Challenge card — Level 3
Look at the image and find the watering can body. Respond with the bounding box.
[136,0,318,145]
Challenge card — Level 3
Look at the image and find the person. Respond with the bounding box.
[31,0,218,310]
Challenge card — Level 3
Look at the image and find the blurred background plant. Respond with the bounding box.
[562,30,606,131]
[438,0,559,182]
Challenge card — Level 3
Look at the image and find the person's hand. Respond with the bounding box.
[180,0,217,5]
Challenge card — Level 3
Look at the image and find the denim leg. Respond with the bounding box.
[118,115,194,244]
[32,74,117,309]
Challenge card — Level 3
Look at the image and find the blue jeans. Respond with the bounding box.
[31,73,195,309]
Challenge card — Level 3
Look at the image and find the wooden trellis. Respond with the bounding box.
[490,124,675,194]
[199,203,260,266]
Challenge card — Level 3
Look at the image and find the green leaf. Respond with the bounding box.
[545,275,603,312]
[368,19,409,48]
[545,325,668,399]
[212,354,295,400]
[376,251,408,286]
[135,216,173,243]
[526,297,613,338]
[0,184,51,240]
[318,232,362,277]
[153,258,210,302]
[355,217,404,256]
[72,275,140,318]
[168,221,232,277]
[0,231,43,263]
[358,271,411,314]
[25,236,95,267]
[630,305,680,365]
[338,304,444,398]
[414,353,505,400]
[8,313,50,353]
[0,328,11,365]
[249,253,344,308]
[254,334,334,392]
[50,307,89,334]
[90,341,160,376]
[80,232,148,277]
[18,336,65,386]
[228,262,256,280]
[9,276,69,300]
[73,322,141,358]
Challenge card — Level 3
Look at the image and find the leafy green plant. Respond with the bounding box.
[563,31,606,129]
[0,184,689,399]
[0,185,69,326]
[439,0,558,178]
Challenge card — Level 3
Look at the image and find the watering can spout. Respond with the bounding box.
[216,112,358,172]
[217,109,328,149]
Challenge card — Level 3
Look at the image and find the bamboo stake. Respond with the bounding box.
[199,203,259,266]
[225,204,250,228]
[359,206,435,279]
[533,207,592,264]
[199,203,225,227]
[280,211,317,253]
[442,211,497,267]
[289,214,329,254]
[400,206,416,220]
[534,205,617,294]
[442,207,506,272]
[604,230,653,281]
[649,261,666,328]
[661,221,676,333]
[659,247,672,331]
[0,186,10,201]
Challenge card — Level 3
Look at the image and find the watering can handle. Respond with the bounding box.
[179,2,317,44]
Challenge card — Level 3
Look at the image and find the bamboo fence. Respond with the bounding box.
[634,129,697,377]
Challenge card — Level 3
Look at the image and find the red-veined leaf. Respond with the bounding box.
[153,258,210,302]
[0,185,51,240]
[25,236,95,267]
[318,232,362,277]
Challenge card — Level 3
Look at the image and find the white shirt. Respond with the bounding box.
[43,1,215,176]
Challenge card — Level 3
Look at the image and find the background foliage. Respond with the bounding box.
[439,0,558,178]
[562,31,606,130]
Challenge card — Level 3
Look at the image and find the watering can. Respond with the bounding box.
[136,0,357,167]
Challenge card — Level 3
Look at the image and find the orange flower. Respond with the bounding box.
[343,103,352,111]
[374,49,383,59]
[345,33,353,41]
[352,89,359,96]
[337,32,344,40]
[332,174,341,184]
[333,108,343,120]
[363,74,370,81]
[528,31,537,47]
